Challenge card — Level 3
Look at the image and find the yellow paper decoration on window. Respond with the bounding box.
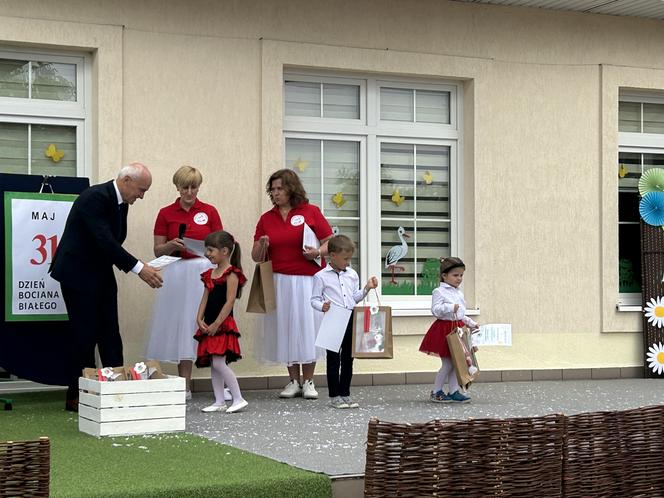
[618,164,628,178]
[331,192,346,208]
[45,144,64,163]
[423,171,434,185]
[391,189,405,207]
[292,158,309,172]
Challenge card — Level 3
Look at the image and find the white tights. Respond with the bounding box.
[211,355,243,406]
[433,357,460,394]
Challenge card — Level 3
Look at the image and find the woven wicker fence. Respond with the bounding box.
[641,222,664,379]
[0,437,50,498]
[365,405,664,497]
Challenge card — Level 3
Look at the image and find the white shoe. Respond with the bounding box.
[185,391,192,401]
[302,379,318,399]
[201,404,226,413]
[341,396,359,408]
[224,388,232,401]
[279,380,302,398]
[226,399,248,413]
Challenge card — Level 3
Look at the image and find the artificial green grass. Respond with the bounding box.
[1,392,331,498]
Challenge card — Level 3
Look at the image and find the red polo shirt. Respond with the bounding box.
[154,198,223,258]
[254,202,332,276]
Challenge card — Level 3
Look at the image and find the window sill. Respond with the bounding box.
[616,304,642,312]
[392,307,480,317]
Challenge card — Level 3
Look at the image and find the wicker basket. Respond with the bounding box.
[0,437,50,497]
[365,415,564,497]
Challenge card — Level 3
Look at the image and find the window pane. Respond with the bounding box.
[381,143,414,219]
[31,124,76,177]
[618,192,639,223]
[323,84,359,119]
[416,145,450,218]
[381,221,414,295]
[416,90,450,124]
[0,122,28,174]
[416,221,450,295]
[323,140,359,217]
[643,103,664,134]
[31,62,76,101]
[328,218,361,274]
[619,223,641,293]
[619,102,641,132]
[0,59,29,98]
[285,81,320,117]
[380,87,413,122]
[285,138,321,204]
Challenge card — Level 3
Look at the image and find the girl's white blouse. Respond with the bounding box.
[431,282,478,329]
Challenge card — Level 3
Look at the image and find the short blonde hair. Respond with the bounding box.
[172,165,202,188]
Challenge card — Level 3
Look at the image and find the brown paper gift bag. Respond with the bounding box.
[351,290,393,358]
[446,325,480,389]
[246,246,276,313]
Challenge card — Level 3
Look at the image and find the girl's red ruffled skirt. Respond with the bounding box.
[194,316,242,367]
[419,319,463,359]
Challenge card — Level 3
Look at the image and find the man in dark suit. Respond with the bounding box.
[50,162,163,411]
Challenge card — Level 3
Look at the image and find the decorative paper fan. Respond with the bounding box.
[638,168,664,196]
[640,191,664,226]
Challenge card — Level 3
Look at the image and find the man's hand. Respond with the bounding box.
[139,265,163,288]
[322,301,331,312]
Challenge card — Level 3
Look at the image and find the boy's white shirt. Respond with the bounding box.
[431,282,478,329]
[311,265,368,311]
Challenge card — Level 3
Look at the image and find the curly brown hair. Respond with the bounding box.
[265,169,309,207]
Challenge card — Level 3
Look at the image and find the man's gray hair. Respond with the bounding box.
[117,162,146,180]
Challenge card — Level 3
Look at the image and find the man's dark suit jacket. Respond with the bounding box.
[50,180,138,291]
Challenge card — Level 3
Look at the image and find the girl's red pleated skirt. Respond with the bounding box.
[194,316,242,368]
[419,319,464,359]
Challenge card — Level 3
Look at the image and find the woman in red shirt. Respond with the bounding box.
[252,169,333,399]
[145,165,222,399]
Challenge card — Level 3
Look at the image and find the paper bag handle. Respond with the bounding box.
[257,241,270,263]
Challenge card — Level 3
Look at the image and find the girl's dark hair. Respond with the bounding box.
[204,230,245,297]
[266,169,309,207]
[440,257,465,279]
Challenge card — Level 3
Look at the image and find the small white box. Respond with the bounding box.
[78,375,186,437]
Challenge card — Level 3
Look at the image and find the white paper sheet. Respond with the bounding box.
[183,237,206,257]
[302,223,322,266]
[315,304,353,352]
[147,255,181,269]
[473,324,512,346]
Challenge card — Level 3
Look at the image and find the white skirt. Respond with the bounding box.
[144,257,214,363]
[257,273,325,365]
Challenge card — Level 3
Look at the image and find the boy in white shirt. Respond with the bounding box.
[311,235,378,409]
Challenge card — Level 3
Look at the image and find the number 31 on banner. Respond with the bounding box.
[31,234,58,265]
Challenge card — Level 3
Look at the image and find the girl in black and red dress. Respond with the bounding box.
[195,230,248,413]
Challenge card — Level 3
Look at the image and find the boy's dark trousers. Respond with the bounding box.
[327,316,354,398]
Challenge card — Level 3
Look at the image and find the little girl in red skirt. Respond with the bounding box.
[419,257,479,403]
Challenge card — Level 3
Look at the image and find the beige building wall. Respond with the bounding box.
[1,0,660,381]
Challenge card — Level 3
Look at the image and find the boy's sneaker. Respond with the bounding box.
[430,390,451,403]
[279,380,302,398]
[302,379,319,399]
[329,396,349,409]
[341,396,359,408]
[449,390,471,403]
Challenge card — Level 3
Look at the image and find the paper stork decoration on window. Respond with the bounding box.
[385,226,410,285]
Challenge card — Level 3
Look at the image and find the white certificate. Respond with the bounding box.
[315,304,353,352]
[183,237,206,257]
[147,255,181,269]
[473,324,512,347]
[302,223,322,266]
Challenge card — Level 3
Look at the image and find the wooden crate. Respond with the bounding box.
[78,375,186,437]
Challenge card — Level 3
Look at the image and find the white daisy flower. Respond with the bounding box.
[646,342,664,375]
[644,296,664,328]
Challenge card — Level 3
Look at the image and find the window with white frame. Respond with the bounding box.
[284,72,462,309]
[618,94,664,304]
[0,49,90,178]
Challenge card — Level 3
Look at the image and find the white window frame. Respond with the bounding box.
[0,47,91,178]
[618,93,664,307]
[285,71,463,313]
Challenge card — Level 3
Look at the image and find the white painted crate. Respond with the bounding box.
[78,375,186,437]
